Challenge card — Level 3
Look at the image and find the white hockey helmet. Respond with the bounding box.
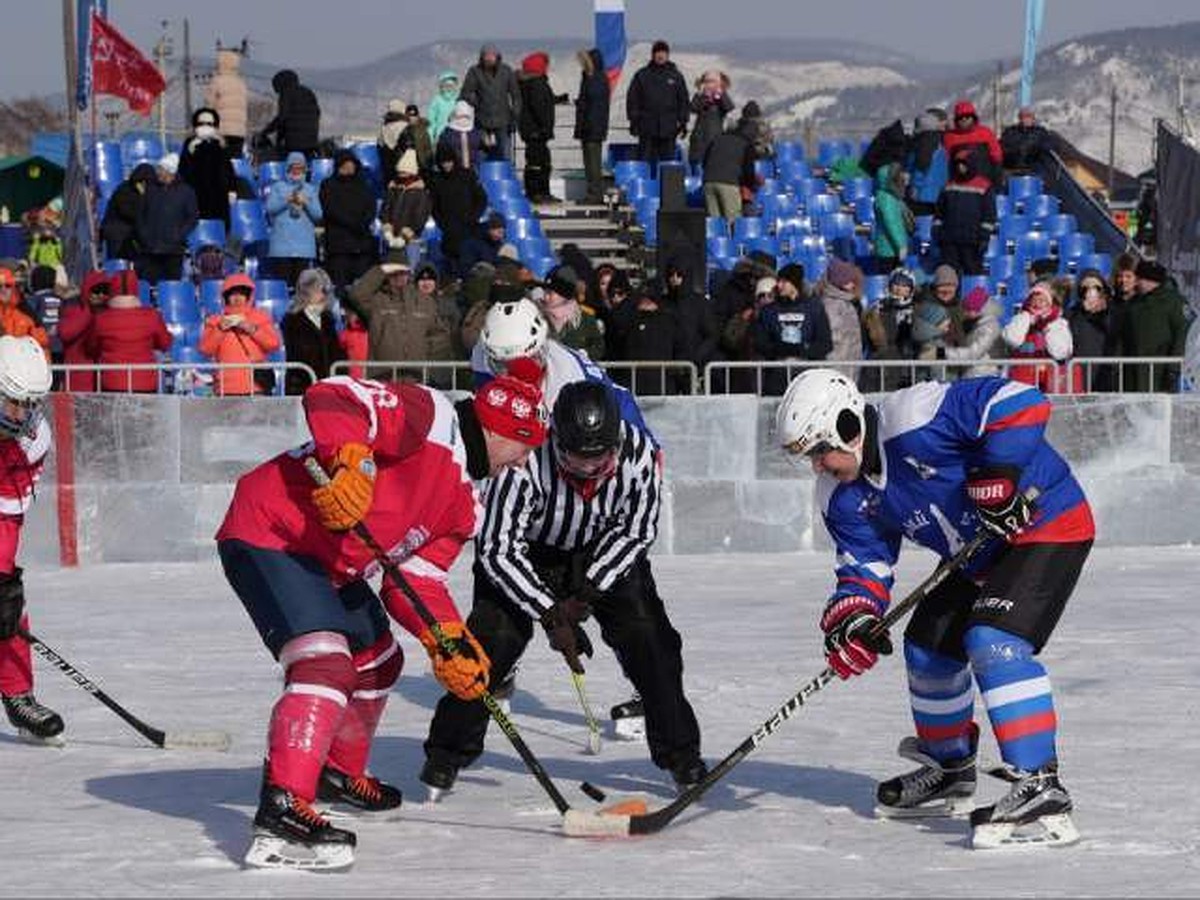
[775,368,866,459]
[0,335,51,438]
[481,297,549,368]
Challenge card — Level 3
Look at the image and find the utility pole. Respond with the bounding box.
[1108,85,1117,200]
[153,19,173,146]
[182,18,192,122]
[992,61,1001,130]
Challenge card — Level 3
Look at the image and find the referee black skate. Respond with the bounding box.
[422,381,704,798]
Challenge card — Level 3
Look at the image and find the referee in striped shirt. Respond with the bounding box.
[422,380,704,795]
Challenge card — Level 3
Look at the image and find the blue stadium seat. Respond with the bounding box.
[795,177,828,199]
[684,175,704,206]
[1076,252,1112,277]
[642,216,658,247]
[707,236,734,259]
[817,212,855,241]
[1016,232,1051,264]
[173,345,204,365]
[1027,194,1060,223]
[165,320,202,348]
[518,237,553,260]
[230,200,270,246]
[613,160,650,189]
[1006,175,1042,202]
[231,157,254,186]
[753,159,776,181]
[840,177,874,204]
[156,280,198,321]
[255,278,290,306]
[138,281,153,306]
[999,215,1032,252]
[806,193,840,216]
[507,217,543,240]
[1057,231,1095,262]
[187,219,226,253]
[527,256,557,279]
[1042,213,1078,238]
[496,196,534,220]
[624,178,658,202]
[774,141,805,163]
[746,236,780,258]
[258,161,286,186]
[102,258,133,274]
[914,215,935,246]
[732,217,765,245]
[485,179,522,201]
[760,194,798,221]
[817,139,853,168]
[994,194,1010,220]
[634,196,660,225]
[705,217,729,240]
[479,160,516,182]
[120,134,163,165]
[986,254,1018,283]
[198,279,224,317]
[863,274,889,306]
[351,143,381,175]
[777,159,811,183]
[853,196,875,226]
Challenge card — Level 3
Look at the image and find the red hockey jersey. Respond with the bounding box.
[216,377,481,636]
[0,418,51,572]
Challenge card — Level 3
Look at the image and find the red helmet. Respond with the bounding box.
[953,100,977,121]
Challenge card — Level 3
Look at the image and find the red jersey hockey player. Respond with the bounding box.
[0,336,61,744]
[216,373,546,870]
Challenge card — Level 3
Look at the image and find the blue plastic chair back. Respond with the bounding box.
[613,160,650,189]
[528,256,557,279]
[1057,232,1095,261]
[198,279,225,317]
[1076,252,1112,277]
[1042,214,1077,238]
[1016,232,1051,264]
[518,237,553,261]
[732,217,764,244]
[351,143,381,175]
[747,236,780,258]
[807,193,840,216]
[231,157,255,186]
[1027,194,1060,222]
[1006,175,1043,201]
[485,179,522,201]
[841,177,874,203]
[479,160,516,182]
[156,280,199,321]
[120,134,163,165]
[863,274,889,305]
[230,200,270,245]
[187,219,226,253]
[508,218,543,240]
[986,255,1018,283]
[102,258,133,274]
[309,157,335,184]
[707,236,734,259]
[705,217,729,240]
[258,161,286,186]
[255,278,290,304]
[496,196,534,220]
[753,159,776,181]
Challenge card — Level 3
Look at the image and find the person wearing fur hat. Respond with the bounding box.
[381,149,433,270]
[319,149,377,295]
[204,47,248,158]
[574,48,611,203]
[518,51,567,203]
[626,39,689,166]
[135,153,198,284]
[819,257,865,374]
[436,100,484,173]
[753,263,833,395]
[178,107,238,225]
[427,71,460,144]
[1002,280,1075,393]
[282,267,345,396]
[377,99,409,184]
[688,70,734,167]
[1067,268,1120,392]
[87,269,172,393]
[265,152,323,289]
[198,272,281,396]
[1121,258,1187,392]
[460,44,522,162]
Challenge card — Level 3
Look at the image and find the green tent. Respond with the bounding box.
[0,155,65,219]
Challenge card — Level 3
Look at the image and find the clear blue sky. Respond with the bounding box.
[5,0,1198,99]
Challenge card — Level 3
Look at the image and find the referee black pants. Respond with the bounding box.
[424,553,701,774]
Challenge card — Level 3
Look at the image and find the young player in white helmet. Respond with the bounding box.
[777,368,1094,849]
[0,336,64,744]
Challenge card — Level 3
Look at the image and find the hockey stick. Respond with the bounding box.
[304,457,578,815]
[571,671,602,755]
[18,629,232,751]
[563,513,1022,837]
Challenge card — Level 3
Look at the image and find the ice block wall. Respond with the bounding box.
[19,392,1200,566]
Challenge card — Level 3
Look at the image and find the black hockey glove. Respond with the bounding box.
[966,465,1035,539]
[541,603,594,675]
[0,568,25,640]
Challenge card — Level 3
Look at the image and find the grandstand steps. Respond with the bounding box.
[538,203,633,270]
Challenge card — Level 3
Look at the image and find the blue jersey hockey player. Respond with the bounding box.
[775,368,1094,849]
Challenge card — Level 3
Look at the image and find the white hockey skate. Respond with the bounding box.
[610,696,645,742]
[970,763,1079,850]
[875,736,977,819]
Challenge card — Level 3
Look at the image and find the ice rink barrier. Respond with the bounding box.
[19,392,1200,565]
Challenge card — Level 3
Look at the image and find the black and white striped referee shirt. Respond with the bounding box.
[477,422,662,618]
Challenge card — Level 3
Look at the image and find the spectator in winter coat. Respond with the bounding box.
[539,265,605,360]
[198,273,281,396]
[135,154,199,284]
[427,71,460,144]
[616,281,687,395]
[0,269,48,358]
[319,149,378,294]
[862,266,918,390]
[872,162,913,273]
[25,265,64,351]
[1113,252,1139,306]
[906,112,948,216]
[859,119,910,178]
[703,116,756,223]
[265,152,322,288]
[626,39,689,166]
[1001,106,1051,174]
[1121,259,1188,393]
[377,99,409,183]
[574,48,611,203]
[941,284,1005,377]
[661,254,720,372]
[344,251,454,375]
[204,48,249,157]
[460,44,522,162]
[753,263,834,395]
[913,264,964,362]
[818,257,865,374]
[518,52,566,203]
[437,100,484,173]
[935,148,996,276]
[178,107,238,226]
[458,213,506,275]
[381,149,434,270]
[1003,280,1075,393]
[397,104,435,174]
[258,69,321,158]
[338,309,369,378]
[736,101,774,160]
[688,70,734,167]
[943,99,1002,187]
[86,269,172,393]
[413,262,465,368]
[281,267,344,395]
[57,269,110,391]
[429,145,488,276]
[100,163,155,261]
[1067,268,1120,392]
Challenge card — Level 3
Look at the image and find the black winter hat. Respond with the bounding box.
[777,263,806,293]
[1135,259,1167,284]
[192,107,220,128]
[546,265,579,298]
[652,39,670,54]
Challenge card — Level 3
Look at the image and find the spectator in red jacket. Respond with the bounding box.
[86,269,173,393]
[56,269,112,392]
[943,99,1002,187]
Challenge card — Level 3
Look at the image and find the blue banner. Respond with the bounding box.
[75,0,108,111]
[594,0,626,90]
[1020,0,1045,108]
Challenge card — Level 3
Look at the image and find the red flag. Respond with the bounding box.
[90,13,165,115]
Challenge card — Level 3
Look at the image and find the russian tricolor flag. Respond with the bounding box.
[594,0,626,91]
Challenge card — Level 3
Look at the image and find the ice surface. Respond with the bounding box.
[5,549,1198,896]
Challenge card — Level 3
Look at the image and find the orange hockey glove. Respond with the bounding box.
[311,442,376,531]
[419,621,492,701]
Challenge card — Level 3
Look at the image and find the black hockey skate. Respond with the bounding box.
[970,762,1079,849]
[419,759,458,804]
[244,777,356,870]
[670,756,709,793]
[610,695,645,742]
[317,766,402,814]
[3,692,64,745]
[875,735,977,819]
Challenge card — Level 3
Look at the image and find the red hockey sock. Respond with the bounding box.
[327,633,403,777]
[0,613,33,696]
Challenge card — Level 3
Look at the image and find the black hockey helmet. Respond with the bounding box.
[552,381,620,458]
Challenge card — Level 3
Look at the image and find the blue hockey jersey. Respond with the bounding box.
[818,378,1094,613]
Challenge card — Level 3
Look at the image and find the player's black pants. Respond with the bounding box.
[424,551,701,774]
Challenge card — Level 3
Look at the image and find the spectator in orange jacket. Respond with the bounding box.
[198,273,281,395]
[0,267,50,356]
[57,269,112,391]
[86,269,173,393]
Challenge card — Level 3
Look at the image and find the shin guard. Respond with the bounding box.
[327,633,403,778]
[0,613,33,697]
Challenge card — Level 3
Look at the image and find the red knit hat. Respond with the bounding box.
[474,375,547,446]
